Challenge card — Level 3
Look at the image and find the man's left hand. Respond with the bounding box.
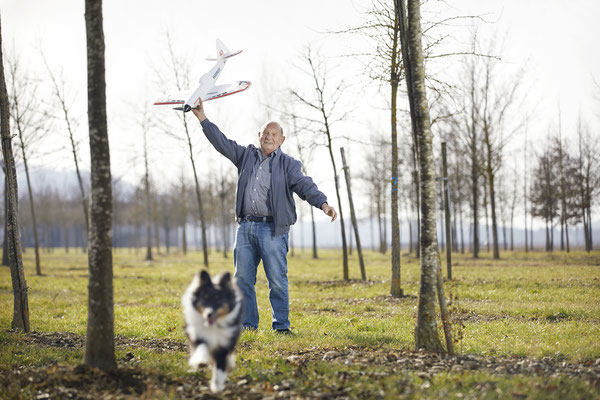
[321,203,338,222]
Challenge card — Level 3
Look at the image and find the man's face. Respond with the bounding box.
[259,122,285,156]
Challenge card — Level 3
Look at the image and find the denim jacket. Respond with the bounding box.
[201,119,327,235]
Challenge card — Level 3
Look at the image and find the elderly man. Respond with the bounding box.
[192,100,337,333]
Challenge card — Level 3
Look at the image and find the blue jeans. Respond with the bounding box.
[233,221,290,330]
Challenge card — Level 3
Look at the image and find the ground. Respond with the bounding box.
[0,248,599,399]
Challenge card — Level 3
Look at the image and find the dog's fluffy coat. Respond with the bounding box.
[182,270,244,392]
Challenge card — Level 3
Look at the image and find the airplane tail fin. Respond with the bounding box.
[206,39,242,61]
[216,39,230,58]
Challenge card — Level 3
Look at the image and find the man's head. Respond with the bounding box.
[258,121,285,156]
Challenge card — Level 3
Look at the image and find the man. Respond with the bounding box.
[191,100,337,333]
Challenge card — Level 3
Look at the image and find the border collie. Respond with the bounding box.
[182,270,244,392]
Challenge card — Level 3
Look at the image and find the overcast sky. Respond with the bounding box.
[1,0,599,223]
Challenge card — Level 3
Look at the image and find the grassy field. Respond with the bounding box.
[1,247,599,399]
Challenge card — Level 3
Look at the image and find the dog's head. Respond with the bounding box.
[191,270,236,326]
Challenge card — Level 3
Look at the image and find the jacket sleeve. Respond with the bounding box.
[200,118,246,168]
[288,159,327,209]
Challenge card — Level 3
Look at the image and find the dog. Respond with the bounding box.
[182,270,244,393]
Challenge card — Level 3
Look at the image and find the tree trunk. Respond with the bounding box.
[323,119,348,279]
[510,215,514,251]
[413,169,420,258]
[408,219,413,254]
[0,16,30,331]
[530,214,534,251]
[524,135,528,252]
[460,208,466,254]
[219,186,227,259]
[331,161,348,280]
[441,143,452,280]
[185,119,209,267]
[348,219,353,255]
[483,178,490,253]
[341,147,367,281]
[390,54,402,293]
[2,170,9,266]
[144,138,152,261]
[15,94,41,275]
[310,206,317,259]
[397,0,446,352]
[181,183,188,256]
[84,0,116,371]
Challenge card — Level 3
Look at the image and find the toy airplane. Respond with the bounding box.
[154,39,251,112]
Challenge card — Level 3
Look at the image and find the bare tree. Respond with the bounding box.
[575,116,599,252]
[478,45,523,259]
[363,133,391,254]
[523,125,529,252]
[397,0,452,354]
[287,115,319,259]
[0,13,30,332]
[180,172,189,256]
[344,0,403,294]
[43,56,89,251]
[531,143,558,251]
[6,51,47,275]
[139,108,153,261]
[84,0,116,371]
[340,147,366,280]
[290,46,351,280]
[155,34,209,267]
[453,54,482,258]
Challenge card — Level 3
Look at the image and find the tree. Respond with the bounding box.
[156,34,209,267]
[84,0,116,371]
[290,46,351,280]
[397,0,451,353]
[139,107,153,261]
[363,133,391,254]
[0,12,30,332]
[288,115,319,259]
[340,147,367,280]
[43,56,89,251]
[575,116,599,252]
[453,54,483,258]
[337,0,404,293]
[6,51,46,275]
[531,144,558,251]
[479,52,522,259]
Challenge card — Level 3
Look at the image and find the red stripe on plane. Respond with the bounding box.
[204,82,251,102]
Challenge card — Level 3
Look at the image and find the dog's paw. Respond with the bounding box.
[226,353,236,372]
[210,368,228,393]
[189,344,211,368]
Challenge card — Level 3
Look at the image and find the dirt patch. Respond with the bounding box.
[278,346,600,386]
[19,331,187,353]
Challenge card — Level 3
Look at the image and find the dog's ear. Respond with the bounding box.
[218,272,232,288]
[199,270,213,287]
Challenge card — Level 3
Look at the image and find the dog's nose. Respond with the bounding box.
[203,308,216,324]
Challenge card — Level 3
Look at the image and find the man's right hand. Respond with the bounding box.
[191,98,207,122]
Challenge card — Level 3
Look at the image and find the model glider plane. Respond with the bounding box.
[154,39,251,112]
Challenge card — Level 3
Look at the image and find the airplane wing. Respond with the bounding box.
[153,90,191,106]
[203,81,251,102]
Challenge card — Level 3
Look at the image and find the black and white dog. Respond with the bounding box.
[182,270,244,393]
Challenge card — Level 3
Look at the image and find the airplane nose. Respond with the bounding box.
[183,104,192,113]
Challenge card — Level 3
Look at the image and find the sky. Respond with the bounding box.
[1,0,599,226]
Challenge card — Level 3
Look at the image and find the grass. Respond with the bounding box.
[1,247,599,398]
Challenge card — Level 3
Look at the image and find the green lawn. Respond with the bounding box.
[1,247,599,398]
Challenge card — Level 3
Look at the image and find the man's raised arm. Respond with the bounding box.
[191,99,246,167]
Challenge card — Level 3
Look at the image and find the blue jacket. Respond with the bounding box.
[201,119,327,235]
